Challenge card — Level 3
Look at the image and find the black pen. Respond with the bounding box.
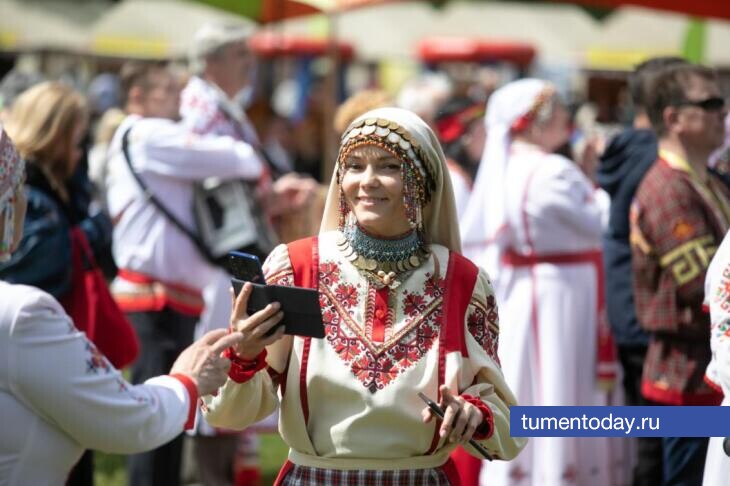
[418,392,493,461]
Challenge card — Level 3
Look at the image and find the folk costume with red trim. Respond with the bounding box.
[461,80,625,486]
[631,149,730,406]
[202,108,525,484]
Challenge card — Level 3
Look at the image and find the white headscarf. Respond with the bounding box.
[460,78,554,275]
[320,107,462,253]
[0,124,24,262]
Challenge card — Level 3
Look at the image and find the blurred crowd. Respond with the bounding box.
[1,14,730,486]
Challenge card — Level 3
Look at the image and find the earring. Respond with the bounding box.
[338,186,349,231]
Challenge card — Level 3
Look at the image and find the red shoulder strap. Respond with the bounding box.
[442,251,480,357]
[283,236,319,426]
[427,250,481,454]
[286,237,319,289]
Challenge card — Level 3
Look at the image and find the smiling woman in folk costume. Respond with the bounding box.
[460,79,625,486]
[202,107,526,484]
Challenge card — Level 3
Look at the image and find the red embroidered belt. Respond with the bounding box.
[502,248,617,384]
[113,269,205,317]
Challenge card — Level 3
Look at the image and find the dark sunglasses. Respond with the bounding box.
[675,96,726,111]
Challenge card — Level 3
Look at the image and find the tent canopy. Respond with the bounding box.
[0,0,101,52]
[88,0,257,59]
[270,1,598,63]
[586,6,730,69]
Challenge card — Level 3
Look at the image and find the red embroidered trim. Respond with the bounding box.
[169,373,199,430]
[461,394,494,440]
[300,337,312,423]
[267,270,294,286]
[467,297,500,365]
[223,348,268,384]
[364,283,376,341]
[320,283,442,393]
[287,236,319,426]
[372,286,389,343]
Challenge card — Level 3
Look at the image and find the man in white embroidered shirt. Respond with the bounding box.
[105,61,265,486]
[180,21,319,486]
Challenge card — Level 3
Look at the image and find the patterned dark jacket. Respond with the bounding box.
[631,153,730,405]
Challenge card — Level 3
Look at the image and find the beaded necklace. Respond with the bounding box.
[337,224,429,289]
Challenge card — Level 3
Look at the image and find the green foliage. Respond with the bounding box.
[94,433,289,486]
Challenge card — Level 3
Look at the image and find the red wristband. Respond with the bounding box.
[169,373,198,430]
[461,394,494,440]
[223,348,268,383]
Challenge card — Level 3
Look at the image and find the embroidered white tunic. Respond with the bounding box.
[202,231,525,471]
[0,283,197,485]
[702,232,730,486]
[469,142,624,486]
[105,114,263,302]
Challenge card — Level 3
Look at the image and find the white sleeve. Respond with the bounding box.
[449,168,472,221]
[133,119,263,181]
[707,254,730,393]
[7,290,195,454]
[202,243,295,429]
[529,156,604,240]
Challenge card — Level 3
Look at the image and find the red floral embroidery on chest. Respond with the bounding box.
[318,261,445,393]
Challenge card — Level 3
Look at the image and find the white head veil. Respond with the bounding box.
[460,78,554,275]
[320,107,461,254]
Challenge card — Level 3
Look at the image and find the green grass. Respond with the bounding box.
[94,433,289,486]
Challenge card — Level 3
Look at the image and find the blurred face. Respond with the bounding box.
[341,144,412,238]
[531,102,571,153]
[141,69,180,120]
[207,40,256,99]
[465,121,486,165]
[672,75,726,153]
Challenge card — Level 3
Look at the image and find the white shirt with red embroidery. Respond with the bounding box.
[702,232,730,486]
[0,282,196,485]
[202,230,525,470]
[106,114,263,296]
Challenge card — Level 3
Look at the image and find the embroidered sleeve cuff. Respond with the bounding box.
[169,373,198,430]
[462,394,494,440]
[223,348,268,383]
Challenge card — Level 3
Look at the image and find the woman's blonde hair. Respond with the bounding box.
[5,81,88,181]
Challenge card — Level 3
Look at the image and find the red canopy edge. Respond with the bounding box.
[564,0,730,21]
[417,37,536,67]
[261,0,397,23]
[250,31,356,59]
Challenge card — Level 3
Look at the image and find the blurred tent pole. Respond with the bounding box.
[322,10,340,180]
[682,18,706,63]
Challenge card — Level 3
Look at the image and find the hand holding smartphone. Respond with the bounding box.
[227,251,325,339]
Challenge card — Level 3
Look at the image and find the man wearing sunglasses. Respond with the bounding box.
[630,63,730,485]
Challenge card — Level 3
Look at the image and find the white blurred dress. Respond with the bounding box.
[472,142,624,486]
[702,231,730,486]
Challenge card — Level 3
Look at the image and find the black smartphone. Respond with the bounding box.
[226,251,266,283]
[417,392,493,460]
